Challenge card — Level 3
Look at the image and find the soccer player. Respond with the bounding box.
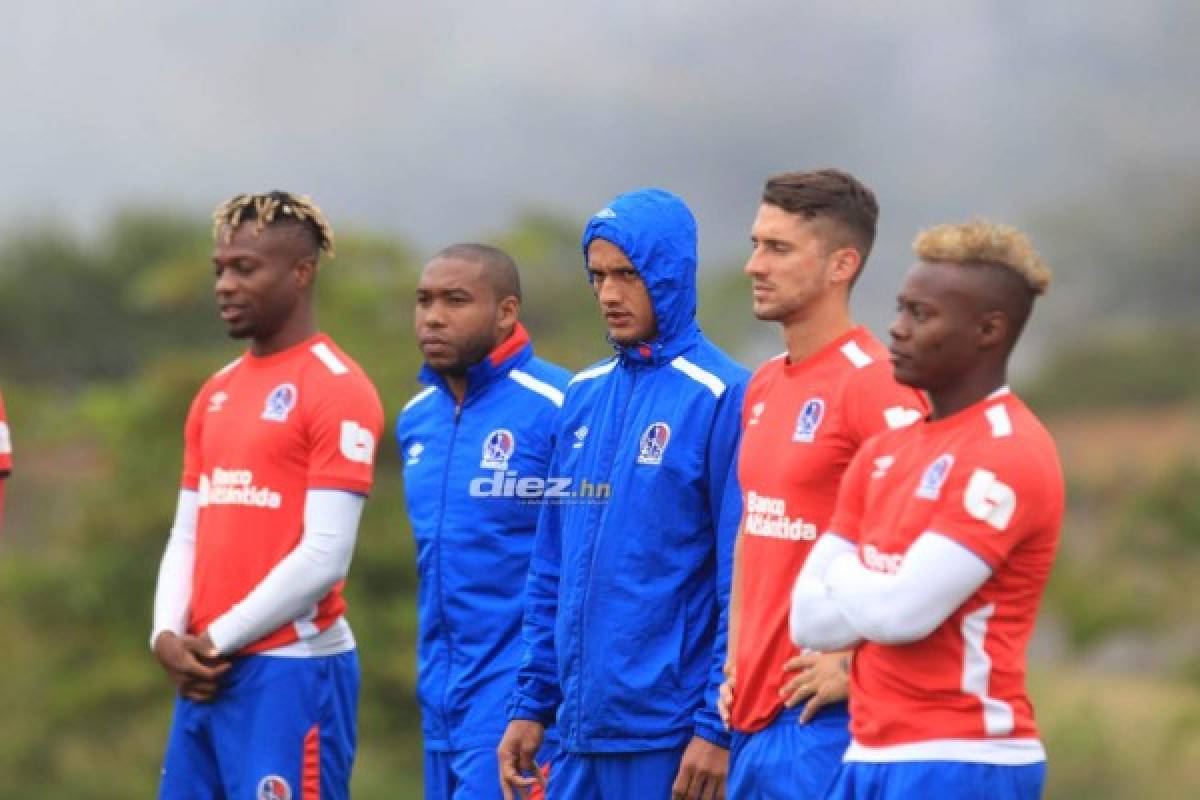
[397,243,569,799]
[150,191,384,800]
[790,219,1062,799]
[498,189,749,799]
[720,170,927,798]
[0,385,11,533]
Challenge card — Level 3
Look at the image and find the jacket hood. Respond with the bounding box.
[581,188,699,359]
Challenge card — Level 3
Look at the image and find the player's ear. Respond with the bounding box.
[829,247,862,287]
[978,309,1009,349]
[497,295,520,329]
[293,257,317,291]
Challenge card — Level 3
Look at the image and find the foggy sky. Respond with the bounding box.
[2,1,1195,334]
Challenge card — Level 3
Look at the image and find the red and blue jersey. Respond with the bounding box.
[733,328,927,733]
[181,334,383,655]
[830,389,1063,763]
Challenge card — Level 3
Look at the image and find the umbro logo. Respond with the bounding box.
[872,455,895,479]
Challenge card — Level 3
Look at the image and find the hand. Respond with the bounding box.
[153,631,231,703]
[671,735,728,800]
[717,667,735,730]
[497,719,546,800]
[779,650,851,724]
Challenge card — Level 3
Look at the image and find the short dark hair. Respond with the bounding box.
[433,242,522,301]
[762,169,879,266]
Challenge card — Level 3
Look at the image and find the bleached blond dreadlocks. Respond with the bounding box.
[212,190,335,258]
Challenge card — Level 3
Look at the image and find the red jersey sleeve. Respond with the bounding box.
[827,436,880,544]
[0,389,8,532]
[0,390,11,475]
[844,364,928,446]
[181,386,209,490]
[923,439,1056,569]
[304,372,384,495]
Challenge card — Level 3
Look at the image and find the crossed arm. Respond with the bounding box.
[789,532,993,652]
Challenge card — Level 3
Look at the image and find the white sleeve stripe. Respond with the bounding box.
[402,386,437,412]
[310,342,350,375]
[215,357,242,376]
[670,356,726,398]
[509,369,564,407]
[840,341,874,368]
[985,404,1013,438]
[569,358,618,385]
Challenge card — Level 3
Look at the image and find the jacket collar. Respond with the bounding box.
[418,322,534,400]
[610,319,702,367]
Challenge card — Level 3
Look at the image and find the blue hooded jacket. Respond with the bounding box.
[398,323,571,751]
[509,189,749,752]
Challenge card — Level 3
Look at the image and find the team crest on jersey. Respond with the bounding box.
[207,391,228,414]
[256,775,292,800]
[748,402,765,426]
[916,453,955,499]
[261,383,298,422]
[573,425,589,449]
[481,429,516,469]
[637,422,671,465]
[792,398,825,443]
[407,442,424,466]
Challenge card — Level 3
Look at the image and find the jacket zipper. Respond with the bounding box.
[435,400,463,745]
[573,362,639,747]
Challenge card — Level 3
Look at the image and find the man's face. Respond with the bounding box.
[212,224,309,341]
[744,203,837,322]
[888,260,983,391]
[586,238,657,345]
[414,257,505,375]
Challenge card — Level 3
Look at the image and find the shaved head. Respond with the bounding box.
[931,260,1038,352]
[432,243,521,302]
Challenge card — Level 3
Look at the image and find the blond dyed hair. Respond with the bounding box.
[913,218,1050,295]
[212,190,335,258]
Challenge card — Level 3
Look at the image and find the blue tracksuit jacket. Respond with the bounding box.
[509,188,749,752]
[398,323,571,751]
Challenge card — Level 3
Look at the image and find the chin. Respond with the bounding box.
[427,357,466,375]
[891,366,922,389]
[751,301,786,322]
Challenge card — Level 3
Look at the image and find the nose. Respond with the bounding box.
[888,310,909,342]
[214,265,237,295]
[744,246,766,277]
[596,276,622,306]
[420,300,446,329]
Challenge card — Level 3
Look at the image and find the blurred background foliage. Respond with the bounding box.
[0,187,1197,797]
